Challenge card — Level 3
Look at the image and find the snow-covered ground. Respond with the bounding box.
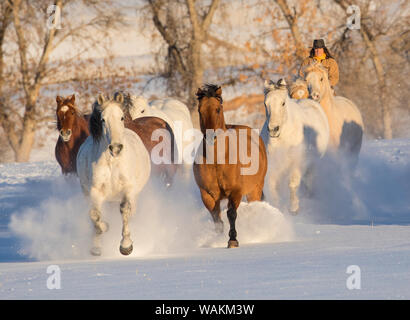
[0,138,409,299]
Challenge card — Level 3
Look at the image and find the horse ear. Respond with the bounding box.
[215,86,222,97]
[114,92,124,104]
[56,96,63,105]
[97,93,105,106]
[277,78,287,86]
[264,79,275,89]
[69,94,75,104]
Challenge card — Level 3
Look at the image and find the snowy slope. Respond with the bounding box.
[0,139,410,299]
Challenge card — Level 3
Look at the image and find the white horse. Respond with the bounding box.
[303,62,363,165]
[129,96,195,167]
[76,93,151,256]
[261,79,329,213]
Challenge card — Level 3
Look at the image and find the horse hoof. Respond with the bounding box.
[227,240,239,248]
[120,244,133,256]
[90,247,102,256]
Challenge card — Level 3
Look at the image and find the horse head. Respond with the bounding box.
[290,79,309,100]
[56,94,78,142]
[263,78,289,138]
[90,92,127,157]
[303,62,329,101]
[128,95,149,120]
[196,84,225,140]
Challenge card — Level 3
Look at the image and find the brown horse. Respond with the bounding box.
[55,94,90,175]
[123,114,178,186]
[193,84,268,248]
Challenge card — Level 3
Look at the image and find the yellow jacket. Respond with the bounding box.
[299,56,339,87]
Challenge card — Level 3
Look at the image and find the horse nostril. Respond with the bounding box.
[273,126,279,132]
[67,129,72,135]
[109,144,123,155]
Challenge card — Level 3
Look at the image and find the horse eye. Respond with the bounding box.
[216,108,220,114]
[320,78,323,82]
[141,110,145,113]
[101,118,105,123]
[121,116,124,121]
[282,102,285,107]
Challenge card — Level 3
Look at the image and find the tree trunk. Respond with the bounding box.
[15,118,36,162]
[334,0,392,139]
[360,26,392,139]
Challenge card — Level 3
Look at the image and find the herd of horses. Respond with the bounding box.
[55,61,364,256]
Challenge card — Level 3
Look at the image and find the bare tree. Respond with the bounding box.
[333,0,408,139]
[146,0,220,113]
[274,0,307,62]
[0,0,126,162]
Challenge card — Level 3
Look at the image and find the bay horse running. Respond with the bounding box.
[55,94,90,175]
[77,93,151,256]
[193,84,268,248]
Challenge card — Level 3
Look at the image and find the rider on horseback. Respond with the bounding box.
[299,39,339,88]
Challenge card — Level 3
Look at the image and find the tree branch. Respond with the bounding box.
[202,0,220,32]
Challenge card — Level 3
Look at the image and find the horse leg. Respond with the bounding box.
[289,167,302,215]
[119,196,134,256]
[89,190,108,256]
[246,187,263,202]
[227,192,242,248]
[200,189,223,234]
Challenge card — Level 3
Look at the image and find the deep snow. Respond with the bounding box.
[0,138,409,299]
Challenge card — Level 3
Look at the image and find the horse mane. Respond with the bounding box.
[89,100,104,141]
[289,79,309,99]
[196,84,223,104]
[264,79,287,96]
[303,61,328,75]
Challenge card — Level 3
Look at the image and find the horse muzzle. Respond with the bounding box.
[109,143,123,157]
[311,92,320,101]
[60,129,72,142]
[268,126,280,138]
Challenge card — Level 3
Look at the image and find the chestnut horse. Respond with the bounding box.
[112,92,178,186]
[55,94,90,175]
[123,114,177,187]
[193,84,268,248]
